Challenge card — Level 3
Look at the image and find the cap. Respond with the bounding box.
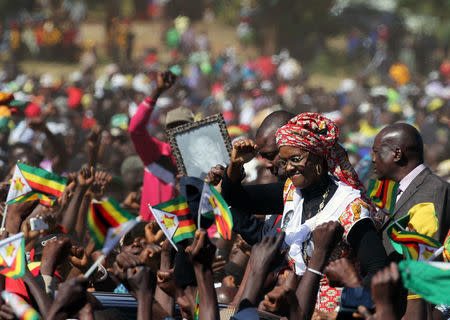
[120,155,144,176]
[165,107,194,127]
[24,103,42,118]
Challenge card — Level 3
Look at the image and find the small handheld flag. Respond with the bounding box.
[1,291,41,320]
[6,165,32,204]
[0,233,26,279]
[87,198,137,253]
[6,163,67,206]
[387,208,442,261]
[198,182,233,240]
[149,206,178,251]
[14,163,67,199]
[84,199,139,279]
[367,179,399,214]
[153,196,196,243]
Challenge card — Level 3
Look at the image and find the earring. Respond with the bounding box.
[315,164,322,176]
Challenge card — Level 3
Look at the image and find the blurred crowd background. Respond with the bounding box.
[0,0,448,191]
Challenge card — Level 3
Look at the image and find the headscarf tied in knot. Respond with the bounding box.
[275,112,365,193]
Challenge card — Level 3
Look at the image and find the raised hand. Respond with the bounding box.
[127,265,156,294]
[113,251,143,283]
[139,243,162,271]
[324,258,361,288]
[205,164,225,186]
[69,245,90,273]
[145,220,165,245]
[236,234,252,256]
[0,304,15,320]
[186,229,216,268]
[248,232,285,275]
[175,286,196,320]
[49,277,89,318]
[237,232,286,309]
[160,238,175,270]
[212,255,226,273]
[157,269,177,298]
[155,71,177,93]
[22,219,41,249]
[122,191,141,211]
[6,200,39,234]
[87,126,102,151]
[370,263,401,319]
[259,270,299,315]
[40,237,72,276]
[230,139,259,165]
[312,221,344,258]
[89,170,112,199]
[77,167,95,188]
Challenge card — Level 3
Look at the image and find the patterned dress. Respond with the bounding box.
[283,178,379,312]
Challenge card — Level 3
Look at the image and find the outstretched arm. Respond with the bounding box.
[237,232,285,308]
[62,167,94,235]
[187,229,219,320]
[296,221,344,320]
[129,71,176,165]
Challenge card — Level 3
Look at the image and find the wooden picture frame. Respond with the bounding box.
[166,113,232,180]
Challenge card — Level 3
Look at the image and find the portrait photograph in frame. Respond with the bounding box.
[166,113,232,180]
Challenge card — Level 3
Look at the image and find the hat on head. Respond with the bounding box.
[165,107,194,127]
[24,103,42,118]
[120,155,144,176]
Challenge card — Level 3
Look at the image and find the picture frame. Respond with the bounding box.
[166,113,232,180]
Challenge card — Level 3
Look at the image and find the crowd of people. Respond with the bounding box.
[0,0,86,62]
[0,11,448,320]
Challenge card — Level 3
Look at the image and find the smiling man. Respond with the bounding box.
[371,123,450,259]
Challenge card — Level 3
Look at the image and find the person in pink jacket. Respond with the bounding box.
[129,71,194,220]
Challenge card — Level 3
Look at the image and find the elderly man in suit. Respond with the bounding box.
[371,123,450,259]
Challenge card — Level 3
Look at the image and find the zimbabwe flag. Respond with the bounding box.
[88,198,136,250]
[8,192,55,207]
[198,182,233,240]
[7,163,67,205]
[154,196,196,243]
[367,179,399,214]
[442,229,450,262]
[0,233,26,279]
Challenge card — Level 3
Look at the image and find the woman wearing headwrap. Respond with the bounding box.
[275,113,387,313]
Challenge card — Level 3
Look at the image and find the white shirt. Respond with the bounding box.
[397,164,427,202]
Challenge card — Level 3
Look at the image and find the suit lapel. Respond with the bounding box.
[392,168,430,219]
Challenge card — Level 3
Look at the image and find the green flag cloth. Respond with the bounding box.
[399,260,450,305]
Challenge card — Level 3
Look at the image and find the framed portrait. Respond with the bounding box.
[166,113,232,180]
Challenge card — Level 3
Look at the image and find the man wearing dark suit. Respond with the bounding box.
[371,123,450,259]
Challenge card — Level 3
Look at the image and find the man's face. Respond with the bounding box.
[371,133,396,180]
[255,134,279,176]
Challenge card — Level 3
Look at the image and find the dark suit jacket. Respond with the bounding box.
[220,170,284,245]
[382,167,450,257]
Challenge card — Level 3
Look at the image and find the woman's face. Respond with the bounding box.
[279,145,323,189]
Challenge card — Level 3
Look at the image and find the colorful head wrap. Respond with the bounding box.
[275,112,365,193]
